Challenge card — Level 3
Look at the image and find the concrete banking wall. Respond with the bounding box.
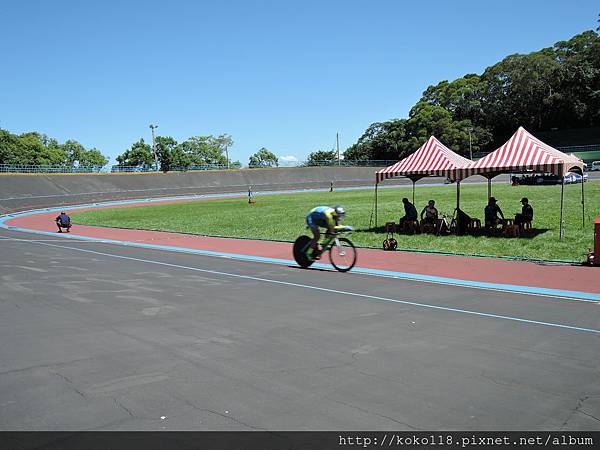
[0,166,397,214]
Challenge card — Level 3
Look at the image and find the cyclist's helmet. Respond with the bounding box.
[334,205,346,220]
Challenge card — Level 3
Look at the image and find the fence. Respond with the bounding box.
[0,164,104,174]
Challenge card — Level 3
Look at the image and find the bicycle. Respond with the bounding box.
[293,227,357,272]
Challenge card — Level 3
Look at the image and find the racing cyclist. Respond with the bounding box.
[306,205,347,259]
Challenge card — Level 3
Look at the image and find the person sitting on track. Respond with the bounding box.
[306,205,346,259]
[55,211,72,233]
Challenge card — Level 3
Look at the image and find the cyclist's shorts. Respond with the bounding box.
[307,212,325,232]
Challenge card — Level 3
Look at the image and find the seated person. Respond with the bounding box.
[306,205,346,259]
[515,197,533,226]
[484,197,504,230]
[399,198,418,229]
[455,208,472,235]
[420,200,439,226]
[55,211,71,233]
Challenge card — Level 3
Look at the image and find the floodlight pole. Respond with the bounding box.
[225,145,229,170]
[468,128,473,160]
[149,124,159,171]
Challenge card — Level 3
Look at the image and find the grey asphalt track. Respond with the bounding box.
[1,226,599,431]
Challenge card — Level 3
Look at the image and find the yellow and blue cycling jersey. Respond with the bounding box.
[307,206,337,232]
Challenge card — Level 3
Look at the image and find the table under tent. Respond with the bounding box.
[373,136,472,229]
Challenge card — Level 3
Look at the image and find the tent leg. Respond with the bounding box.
[559,180,565,240]
[375,182,378,229]
[582,177,585,228]
[412,181,415,205]
[455,181,461,234]
[487,178,491,200]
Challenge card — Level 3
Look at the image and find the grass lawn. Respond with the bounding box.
[70,181,600,262]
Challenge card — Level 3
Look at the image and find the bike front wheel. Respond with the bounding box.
[329,237,357,272]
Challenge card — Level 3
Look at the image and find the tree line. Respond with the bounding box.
[343,29,600,162]
[115,134,241,171]
[116,136,280,171]
[0,129,108,168]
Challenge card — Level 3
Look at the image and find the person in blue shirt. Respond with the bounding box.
[55,212,71,233]
[306,205,346,258]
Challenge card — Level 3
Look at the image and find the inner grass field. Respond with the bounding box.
[70,180,600,262]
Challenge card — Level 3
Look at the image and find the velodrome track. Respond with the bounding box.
[1,176,600,430]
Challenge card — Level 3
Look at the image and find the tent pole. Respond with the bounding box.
[559,180,565,240]
[375,182,378,229]
[582,176,585,228]
[412,180,415,204]
[456,181,461,233]
[487,177,491,200]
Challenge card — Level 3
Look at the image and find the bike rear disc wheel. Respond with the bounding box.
[293,235,314,268]
[329,237,357,272]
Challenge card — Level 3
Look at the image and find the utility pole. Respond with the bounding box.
[336,132,340,166]
[468,128,473,160]
[149,124,159,171]
[225,145,229,170]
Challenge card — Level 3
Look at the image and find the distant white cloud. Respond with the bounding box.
[279,155,299,162]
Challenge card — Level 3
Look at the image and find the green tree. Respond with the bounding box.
[249,147,279,167]
[16,132,67,165]
[178,134,233,166]
[405,102,492,156]
[62,140,108,168]
[344,119,408,161]
[77,148,109,167]
[0,129,25,164]
[305,150,337,166]
[116,139,155,167]
[155,136,179,172]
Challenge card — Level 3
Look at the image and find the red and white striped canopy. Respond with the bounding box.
[456,127,584,180]
[376,136,471,183]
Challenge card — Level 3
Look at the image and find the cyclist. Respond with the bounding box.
[306,205,346,259]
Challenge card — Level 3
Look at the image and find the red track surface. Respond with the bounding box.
[6,200,599,295]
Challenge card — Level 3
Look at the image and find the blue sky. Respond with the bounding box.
[1,1,598,166]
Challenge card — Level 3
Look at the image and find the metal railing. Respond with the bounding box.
[557,144,600,153]
[0,164,104,174]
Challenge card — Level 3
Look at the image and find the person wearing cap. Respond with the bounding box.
[55,211,71,233]
[514,198,533,226]
[484,197,504,231]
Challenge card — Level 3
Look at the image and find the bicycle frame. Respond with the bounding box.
[304,231,348,260]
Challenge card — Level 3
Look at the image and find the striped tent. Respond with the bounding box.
[372,136,471,228]
[456,127,584,180]
[455,127,586,239]
[376,136,471,183]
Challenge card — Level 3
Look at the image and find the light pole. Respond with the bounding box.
[467,128,473,160]
[149,124,159,171]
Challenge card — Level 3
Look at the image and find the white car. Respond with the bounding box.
[591,161,600,171]
[563,172,589,184]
